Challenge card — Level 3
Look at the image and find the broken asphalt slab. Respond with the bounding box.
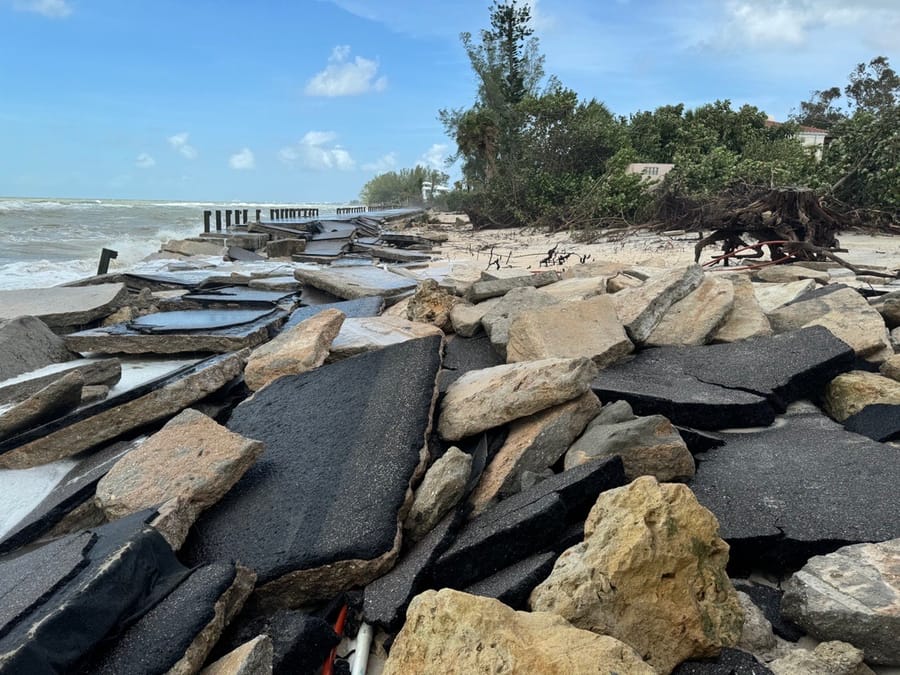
[592,326,855,429]
[64,309,286,355]
[0,352,245,469]
[281,296,384,331]
[0,283,130,330]
[430,457,625,589]
[0,510,188,674]
[293,265,417,303]
[688,410,900,572]
[183,335,443,608]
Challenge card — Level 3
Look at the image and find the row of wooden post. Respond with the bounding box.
[202,207,326,232]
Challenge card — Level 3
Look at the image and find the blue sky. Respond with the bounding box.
[1,0,897,202]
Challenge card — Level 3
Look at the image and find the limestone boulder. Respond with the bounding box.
[95,408,264,548]
[752,265,830,284]
[406,279,460,333]
[244,309,344,391]
[753,280,817,313]
[449,297,499,337]
[328,316,443,361]
[539,276,607,302]
[782,538,900,666]
[530,476,744,674]
[465,270,559,302]
[767,287,892,362]
[438,357,598,441]
[200,635,273,675]
[612,264,705,344]
[646,276,735,346]
[404,447,472,541]
[0,371,83,440]
[769,641,876,675]
[880,353,900,381]
[564,414,695,482]
[506,295,634,367]
[481,287,559,358]
[265,238,307,259]
[468,392,602,515]
[162,238,225,256]
[383,589,654,675]
[823,370,900,422]
[711,275,773,343]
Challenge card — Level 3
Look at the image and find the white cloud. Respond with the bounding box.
[692,0,900,49]
[279,131,356,171]
[362,152,397,173]
[167,132,197,159]
[12,0,72,18]
[305,45,388,96]
[418,143,449,171]
[135,153,155,169]
[229,148,255,170]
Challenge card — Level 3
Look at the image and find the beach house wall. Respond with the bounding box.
[626,163,675,182]
[765,118,829,160]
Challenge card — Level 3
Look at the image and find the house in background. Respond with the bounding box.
[626,163,675,182]
[765,117,830,160]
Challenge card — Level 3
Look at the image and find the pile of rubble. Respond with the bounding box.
[0,250,899,675]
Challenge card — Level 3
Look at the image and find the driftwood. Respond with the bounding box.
[690,187,843,263]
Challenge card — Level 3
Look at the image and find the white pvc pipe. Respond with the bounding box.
[350,622,373,675]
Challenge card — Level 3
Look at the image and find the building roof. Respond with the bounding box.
[765,119,829,134]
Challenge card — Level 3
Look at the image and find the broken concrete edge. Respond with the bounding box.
[0,351,248,469]
[167,565,257,675]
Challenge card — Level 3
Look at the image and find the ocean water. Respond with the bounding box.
[0,197,339,290]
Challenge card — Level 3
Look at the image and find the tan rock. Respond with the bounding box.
[769,641,876,675]
[448,297,500,337]
[562,260,631,279]
[244,309,344,391]
[823,370,900,422]
[266,238,307,259]
[468,392,602,516]
[383,589,654,675]
[506,295,634,367]
[465,270,559,302]
[328,316,443,361]
[381,295,412,318]
[768,287,891,362]
[607,273,645,292]
[169,566,257,675]
[162,238,225,257]
[563,414,695,482]
[752,265,830,284]
[808,310,892,363]
[753,279,817,313]
[200,636,273,675]
[530,476,744,674]
[711,275,773,343]
[438,357,598,441]
[0,370,83,440]
[612,264,705,344]
[406,279,460,333]
[0,352,247,469]
[481,287,559,358]
[646,276,735,346]
[539,276,607,302]
[880,353,900,381]
[405,447,472,541]
[95,408,264,549]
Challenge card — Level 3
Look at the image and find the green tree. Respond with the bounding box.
[359,166,448,206]
[791,86,845,129]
